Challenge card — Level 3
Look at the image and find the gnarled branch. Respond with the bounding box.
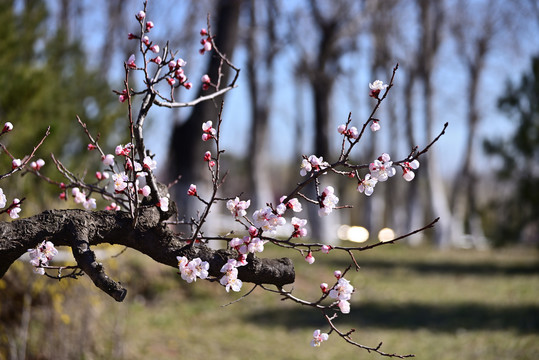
[0,207,295,301]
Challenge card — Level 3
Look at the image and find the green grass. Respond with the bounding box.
[2,244,538,359]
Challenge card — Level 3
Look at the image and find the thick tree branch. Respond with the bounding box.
[0,207,295,301]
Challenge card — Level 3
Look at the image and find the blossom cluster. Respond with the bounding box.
[177,256,209,283]
[28,241,58,275]
[229,226,266,257]
[311,329,329,347]
[226,197,250,217]
[300,154,330,176]
[220,259,243,292]
[318,186,339,217]
[328,276,354,314]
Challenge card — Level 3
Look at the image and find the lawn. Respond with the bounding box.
[1,243,538,359]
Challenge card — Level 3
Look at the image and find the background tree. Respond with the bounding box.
[483,55,539,246]
[0,0,121,207]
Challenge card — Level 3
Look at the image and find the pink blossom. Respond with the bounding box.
[311,329,329,347]
[187,184,197,196]
[112,172,129,193]
[318,186,339,217]
[305,252,315,264]
[291,217,308,238]
[369,154,396,182]
[220,259,242,292]
[402,159,420,182]
[149,44,160,53]
[143,156,157,171]
[226,197,251,217]
[369,79,388,98]
[0,188,6,208]
[357,173,378,196]
[203,41,212,52]
[280,196,302,212]
[158,197,169,212]
[83,197,96,210]
[177,256,209,283]
[337,124,347,134]
[8,198,21,219]
[102,154,115,167]
[370,120,381,132]
[338,299,351,314]
[28,240,58,275]
[177,58,186,67]
[253,207,286,234]
[139,185,151,197]
[321,245,332,254]
[329,277,354,302]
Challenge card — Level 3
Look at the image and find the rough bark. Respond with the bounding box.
[0,207,294,301]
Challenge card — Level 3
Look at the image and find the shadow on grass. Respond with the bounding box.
[246,301,539,334]
[327,258,539,277]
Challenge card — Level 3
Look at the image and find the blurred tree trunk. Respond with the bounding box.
[416,0,453,248]
[166,0,243,215]
[245,0,280,209]
[295,0,364,242]
[449,0,497,247]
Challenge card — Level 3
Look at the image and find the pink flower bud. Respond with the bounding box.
[321,245,332,254]
[150,44,160,53]
[12,159,21,169]
[320,283,329,293]
[337,124,346,134]
[166,77,176,86]
[249,226,259,237]
[187,184,197,196]
[201,74,210,83]
[126,54,136,69]
[203,151,211,161]
[142,36,150,45]
[203,41,212,52]
[136,10,146,20]
[370,120,380,132]
[2,122,13,133]
[305,252,315,264]
[150,56,162,64]
[200,28,208,36]
[334,270,342,279]
[145,21,154,31]
[209,160,215,168]
[184,82,192,90]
